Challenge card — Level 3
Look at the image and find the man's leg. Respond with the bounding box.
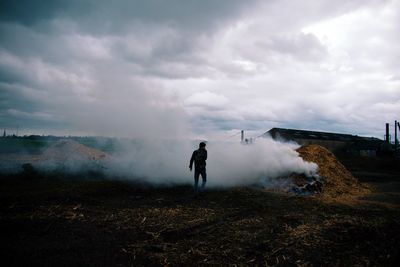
[200,168,207,192]
[194,169,200,194]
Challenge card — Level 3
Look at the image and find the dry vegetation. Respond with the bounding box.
[296,145,371,203]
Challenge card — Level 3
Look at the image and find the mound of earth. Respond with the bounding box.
[296,145,370,201]
[0,140,110,174]
[41,140,108,162]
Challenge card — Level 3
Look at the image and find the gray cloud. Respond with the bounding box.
[0,0,82,26]
[0,0,399,139]
[0,0,257,33]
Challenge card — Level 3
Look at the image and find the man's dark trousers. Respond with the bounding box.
[194,168,207,193]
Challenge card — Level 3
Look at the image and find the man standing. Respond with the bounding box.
[189,142,207,194]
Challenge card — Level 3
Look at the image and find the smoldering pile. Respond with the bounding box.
[265,144,370,201]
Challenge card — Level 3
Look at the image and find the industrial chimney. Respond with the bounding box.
[385,123,390,143]
[395,120,399,152]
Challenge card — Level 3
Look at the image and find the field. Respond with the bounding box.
[1,171,399,266]
[0,138,399,266]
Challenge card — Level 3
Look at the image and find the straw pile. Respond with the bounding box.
[0,140,109,174]
[41,140,108,162]
[296,144,370,201]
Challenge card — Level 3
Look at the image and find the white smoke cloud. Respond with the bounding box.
[0,136,317,190]
[208,138,317,187]
[101,137,317,188]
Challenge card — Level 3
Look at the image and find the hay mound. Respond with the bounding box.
[296,145,370,201]
[41,139,109,163]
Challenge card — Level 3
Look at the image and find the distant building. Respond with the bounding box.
[262,127,383,156]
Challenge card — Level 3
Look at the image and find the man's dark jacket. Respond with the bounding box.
[190,147,207,170]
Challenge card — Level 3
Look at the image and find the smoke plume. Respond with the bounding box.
[101,137,317,187]
[1,135,318,189]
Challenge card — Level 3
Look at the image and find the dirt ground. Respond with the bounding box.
[1,154,399,266]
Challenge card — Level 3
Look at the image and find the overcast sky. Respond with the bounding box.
[1,0,399,139]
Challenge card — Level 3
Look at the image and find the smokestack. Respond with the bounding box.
[395,120,398,152]
[241,130,244,143]
[385,123,390,143]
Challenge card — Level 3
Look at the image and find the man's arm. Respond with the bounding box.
[189,151,196,171]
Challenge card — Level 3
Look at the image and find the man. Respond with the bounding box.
[189,142,207,194]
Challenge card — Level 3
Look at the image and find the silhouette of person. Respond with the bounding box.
[189,142,207,194]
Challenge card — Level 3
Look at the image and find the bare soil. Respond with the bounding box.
[1,169,399,266]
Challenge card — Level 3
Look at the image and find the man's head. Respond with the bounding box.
[199,142,206,148]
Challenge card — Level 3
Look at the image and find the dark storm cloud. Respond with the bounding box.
[0,0,259,76]
[0,81,68,131]
[0,83,37,113]
[0,0,257,32]
[0,0,80,25]
[0,0,398,138]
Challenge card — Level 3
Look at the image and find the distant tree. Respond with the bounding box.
[2,130,6,137]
